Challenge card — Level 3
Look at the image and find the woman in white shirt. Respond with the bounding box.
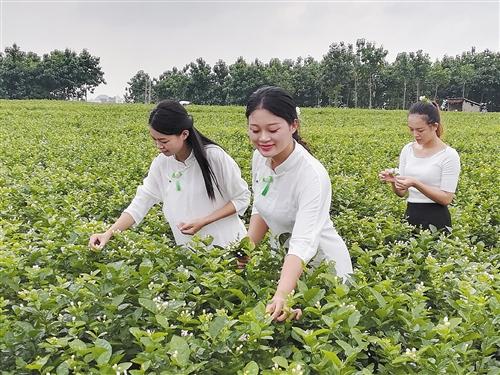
[379,97,460,230]
[89,100,250,249]
[245,86,353,321]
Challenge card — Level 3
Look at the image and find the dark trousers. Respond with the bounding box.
[405,202,452,230]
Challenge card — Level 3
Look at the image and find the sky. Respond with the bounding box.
[1,0,499,99]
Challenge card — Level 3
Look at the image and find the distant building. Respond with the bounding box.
[88,95,124,104]
[444,97,483,112]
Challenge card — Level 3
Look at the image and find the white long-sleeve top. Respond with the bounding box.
[399,142,461,203]
[251,142,353,278]
[125,145,250,246]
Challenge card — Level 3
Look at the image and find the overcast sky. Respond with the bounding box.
[1,0,499,98]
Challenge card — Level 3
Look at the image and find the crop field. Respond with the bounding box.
[0,100,499,374]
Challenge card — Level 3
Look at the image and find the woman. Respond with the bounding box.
[245,86,353,321]
[89,100,250,249]
[379,97,460,230]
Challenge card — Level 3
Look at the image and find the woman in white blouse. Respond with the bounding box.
[379,97,460,230]
[89,100,250,249]
[245,86,353,321]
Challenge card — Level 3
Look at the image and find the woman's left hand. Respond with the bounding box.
[266,295,302,322]
[177,218,207,235]
[395,176,418,190]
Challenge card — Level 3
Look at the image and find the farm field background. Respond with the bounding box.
[0,100,498,374]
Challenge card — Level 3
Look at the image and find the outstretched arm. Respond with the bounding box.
[89,212,135,249]
[266,254,304,321]
[247,214,269,245]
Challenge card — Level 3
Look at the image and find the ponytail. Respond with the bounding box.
[431,101,444,138]
[186,127,223,201]
[292,131,312,153]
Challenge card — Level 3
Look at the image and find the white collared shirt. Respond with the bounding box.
[251,142,353,278]
[399,142,461,203]
[125,145,250,246]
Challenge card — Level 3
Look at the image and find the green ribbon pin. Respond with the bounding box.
[261,176,273,196]
[171,171,183,191]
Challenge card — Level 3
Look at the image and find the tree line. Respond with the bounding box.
[0,44,105,100]
[1,41,498,110]
[126,39,500,111]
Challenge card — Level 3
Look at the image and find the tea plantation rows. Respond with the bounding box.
[0,101,498,374]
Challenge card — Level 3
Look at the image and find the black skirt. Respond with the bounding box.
[405,202,451,230]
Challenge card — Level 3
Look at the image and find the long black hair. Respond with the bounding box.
[149,100,222,200]
[408,99,443,138]
[245,86,311,153]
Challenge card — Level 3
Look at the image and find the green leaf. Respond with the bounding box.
[208,316,227,339]
[69,338,87,352]
[322,350,342,368]
[155,314,169,329]
[111,294,126,306]
[138,298,157,313]
[240,236,255,253]
[272,356,288,369]
[304,288,325,306]
[369,287,386,308]
[227,288,246,301]
[296,280,308,294]
[129,327,143,340]
[139,258,153,275]
[169,335,190,367]
[243,361,259,375]
[95,338,112,365]
[56,361,69,375]
[26,355,50,370]
[336,339,354,356]
[348,310,361,328]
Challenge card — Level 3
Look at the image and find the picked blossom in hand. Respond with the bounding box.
[389,167,400,176]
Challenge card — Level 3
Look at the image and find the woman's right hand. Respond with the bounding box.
[89,231,112,250]
[266,294,303,322]
[378,168,398,183]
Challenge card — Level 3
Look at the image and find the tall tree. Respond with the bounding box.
[356,39,388,109]
[74,49,106,100]
[185,58,213,104]
[264,58,294,94]
[457,63,475,98]
[124,70,152,103]
[409,50,431,100]
[0,44,42,99]
[292,56,322,107]
[212,59,229,105]
[470,50,500,110]
[428,61,451,100]
[38,48,105,100]
[226,57,266,105]
[321,42,355,106]
[153,67,189,102]
[392,52,414,109]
